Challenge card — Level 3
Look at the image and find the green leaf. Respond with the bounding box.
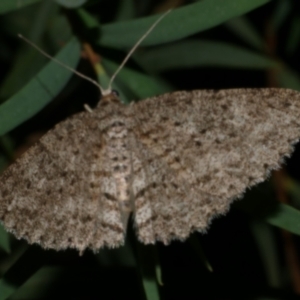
[188,235,213,272]
[0,247,48,300]
[47,14,73,46]
[0,135,15,161]
[142,275,160,300]
[237,183,300,236]
[99,0,271,48]
[115,0,135,21]
[0,0,41,14]
[250,221,281,288]
[0,37,81,136]
[77,8,99,29]
[263,203,300,235]
[278,67,300,91]
[0,154,8,173]
[0,278,17,300]
[286,17,300,55]
[55,0,87,8]
[284,176,300,208]
[225,16,264,50]
[9,266,62,299]
[271,0,292,30]
[0,0,62,99]
[136,40,278,72]
[136,244,161,300]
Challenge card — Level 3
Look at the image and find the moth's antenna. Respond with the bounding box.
[104,9,172,95]
[17,34,105,95]
[18,9,171,97]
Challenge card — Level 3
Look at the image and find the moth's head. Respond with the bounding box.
[99,89,121,105]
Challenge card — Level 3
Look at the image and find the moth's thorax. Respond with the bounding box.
[105,116,132,214]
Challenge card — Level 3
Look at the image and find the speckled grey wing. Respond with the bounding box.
[0,110,125,252]
[130,88,300,245]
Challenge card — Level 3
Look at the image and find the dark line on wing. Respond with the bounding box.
[135,182,159,202]
[101,222,124,234]
[103,193,118,202]
[137,215,158,229]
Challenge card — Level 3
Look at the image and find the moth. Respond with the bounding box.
[0,11,300,253]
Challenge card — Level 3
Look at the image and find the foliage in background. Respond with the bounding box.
[0,0,300,299]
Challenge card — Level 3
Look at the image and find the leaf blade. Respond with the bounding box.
[0,38,81,136]
[0,0,41,14]
[136,40,278,72]
[99,0,271,48]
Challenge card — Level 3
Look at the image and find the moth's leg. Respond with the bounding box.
[84,104,93,113]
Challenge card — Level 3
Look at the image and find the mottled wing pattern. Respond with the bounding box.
[0,107,125,252]
[130,88,300,245]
